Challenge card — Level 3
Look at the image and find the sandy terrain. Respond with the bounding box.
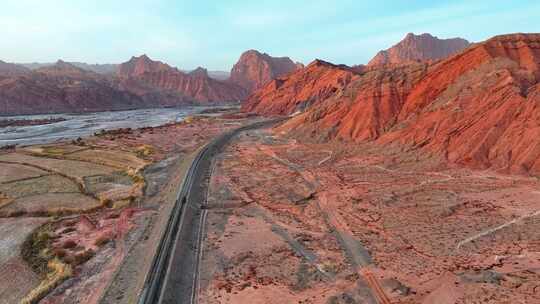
[199,129,540,304]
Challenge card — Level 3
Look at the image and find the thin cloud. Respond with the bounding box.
[0,0,538,70]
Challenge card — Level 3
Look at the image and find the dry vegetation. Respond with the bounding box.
[20,258,72,304]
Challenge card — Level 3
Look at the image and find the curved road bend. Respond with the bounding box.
[138,118,284,304]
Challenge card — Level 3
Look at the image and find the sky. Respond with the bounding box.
[1,0,539,71]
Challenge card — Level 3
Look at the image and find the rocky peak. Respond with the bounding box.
[117,54,172,78]
[116,56,248,103]
[138,54,150,60]
[368,32,470,66]
[308,59,338,68]
[54,59,75,68]
[189,67,209,78]
[230,49,301,92]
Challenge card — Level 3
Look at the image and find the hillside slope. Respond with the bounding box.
[244,33,540,175]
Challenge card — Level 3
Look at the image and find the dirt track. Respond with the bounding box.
[197,128,540,304]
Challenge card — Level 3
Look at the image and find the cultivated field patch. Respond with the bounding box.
[0,163,46,183]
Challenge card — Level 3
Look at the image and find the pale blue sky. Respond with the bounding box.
[1,0,539,70]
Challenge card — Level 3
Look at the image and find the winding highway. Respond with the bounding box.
[138,119,282,304]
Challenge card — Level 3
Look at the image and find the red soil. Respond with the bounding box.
[199,130,540,304]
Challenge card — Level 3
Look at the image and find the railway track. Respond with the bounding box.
[138,119,282,304]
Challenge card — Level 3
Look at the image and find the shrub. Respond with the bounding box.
[21,224,55,275]
[94,235,111,247]
[20,258,72,304]
[135,145,154,158]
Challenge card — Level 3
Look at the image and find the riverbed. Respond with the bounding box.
[0,107,216,146]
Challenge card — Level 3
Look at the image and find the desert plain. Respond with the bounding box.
[198,127,540,304]
[0,109,539,304]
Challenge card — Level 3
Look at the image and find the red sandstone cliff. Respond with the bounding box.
[242,60,361,116]
[230,50,300,92]
[368,33,470,66]
[245,33,540,175]
[117,55,247,103]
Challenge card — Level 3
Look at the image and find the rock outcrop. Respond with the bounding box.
[245,33,540,175]
[368,33,470,66]
[117,55,247,103]
[230,50,300,92]
[116,55,171,78]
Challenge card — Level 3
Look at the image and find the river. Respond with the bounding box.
[0,107,218,146]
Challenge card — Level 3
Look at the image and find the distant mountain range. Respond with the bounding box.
[0,60,146,115]
[20,62,118,75]
[0,50,301,115]
[0,32,480,116]
[20,62,232,80]
[115,55,247,104]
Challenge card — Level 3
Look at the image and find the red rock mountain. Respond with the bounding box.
[243,59,363,116]
[117,55,171,78]
[0,60,30,77]
[230,50,301,92]
[117,55,247,103]
[368,33,470,66]
[0,55,252,115]
[244,33,540,175]
[0,61,145,115]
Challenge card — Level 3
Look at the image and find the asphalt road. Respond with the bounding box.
[138,118,283,304]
